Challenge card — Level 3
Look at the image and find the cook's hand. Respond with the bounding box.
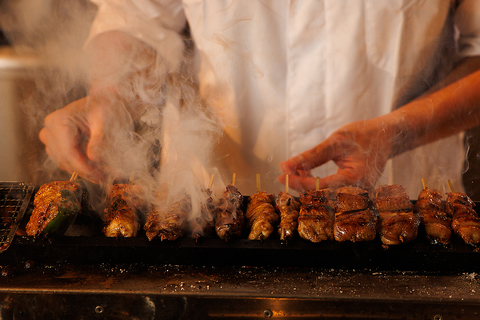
[39,94,134,183]
[278,119,394,191]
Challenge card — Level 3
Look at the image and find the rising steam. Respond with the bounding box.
[1,0,225,234]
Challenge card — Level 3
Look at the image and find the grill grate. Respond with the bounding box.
[0,182,34,252]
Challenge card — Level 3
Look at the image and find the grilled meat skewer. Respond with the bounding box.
[144,186,192,241]
[246,191,278,240]
[191,188,217,241]
[26,180,83,237]
[374,184,420,246]
[215,185,244,240]
[298,189,335,243]
[446,191,480,245]
[333,186,378,242]
[103,184,144,238]
[276,192,300,241]
[414,187,451,245]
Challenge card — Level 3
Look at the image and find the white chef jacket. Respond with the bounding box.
[87,0,480,197]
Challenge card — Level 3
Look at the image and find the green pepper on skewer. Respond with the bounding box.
[41,189,81,236]
[26,180,85,237]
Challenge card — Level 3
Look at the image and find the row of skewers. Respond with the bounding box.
[25,173,480,247]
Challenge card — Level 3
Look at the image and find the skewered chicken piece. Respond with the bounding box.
[26,180,83,237]
[414,187,451,245]
[446,191,480,245]
[144,186,192,241]
[103,184,144,238]
[298,189,335,243]
[191,188,217,241]
[215,185,244,240]
[333,186,378,242]
[246,191,278,240]
[276,191,300,241]
[374,184,420,247]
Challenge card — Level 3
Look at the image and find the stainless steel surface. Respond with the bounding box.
[0,182,33,252]
[0,263,479,319]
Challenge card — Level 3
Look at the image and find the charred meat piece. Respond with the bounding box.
[414,188,451,245]
[103,184,144,238]
[191,188,217,240]
[276,192,300,241]
[374,184,419,246]
[333,186,377,242]
[298,189,335,243]
[215,185,244,240]
[298,204,335,243]
[26,180,83,237]
[246,191,278,240]
[373,184,413,212]
[334,209,378,242]
[446,192,480,245]
[300,189,333,207]
[144,188,192,241]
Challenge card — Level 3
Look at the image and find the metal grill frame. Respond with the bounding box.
[0,182,34,252]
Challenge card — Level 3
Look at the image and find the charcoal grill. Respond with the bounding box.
[0,182,34,252]
[0,185,480,319]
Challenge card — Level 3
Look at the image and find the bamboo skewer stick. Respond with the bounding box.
[208,174,215,189]
[256,173,261,193]
[285,174,289,194]
[69,172,78,181]
[232,173,236,187]
[315,177,320,191]
[421,178,427,190]
[447,180,455,192]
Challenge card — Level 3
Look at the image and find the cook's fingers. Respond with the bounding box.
[278,171,358,192]
[281,140,334,174]
[40,126,102,183]
[86,118,106,163]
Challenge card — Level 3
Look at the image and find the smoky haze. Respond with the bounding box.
[0,0,226,236]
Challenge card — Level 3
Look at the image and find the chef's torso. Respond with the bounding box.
[89,0,479,196]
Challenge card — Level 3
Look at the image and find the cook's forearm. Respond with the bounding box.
[386,66,480,156]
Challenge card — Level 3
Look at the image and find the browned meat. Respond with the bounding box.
[26,181,82,236]
[191,188,217,240]
[246,191,278,240]
[414,188,451,245]
[144,188,191,241]
[333,186,377,242]
[300,189,333,207]
[445,192,476,216]
[276,192,300,241]
[298,189,335,243]
[377,211,420,245]
[297,204,334,243]
[335,192,370,212]
[374,184,419,246]
[446,192,480,245]
[103,184,144,238]
[334,209,378,242]
[215,185,244,240]
[373,184,413,212]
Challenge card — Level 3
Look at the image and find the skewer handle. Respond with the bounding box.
[447,180,455,192]
[315,177,320,191]
[256,173,261,193]
[232,173,236,186]
[285,174,289,194]
[69,172,78,181]
[421,178,427,190]
[208,174,215,189]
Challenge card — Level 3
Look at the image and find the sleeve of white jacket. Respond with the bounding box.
[455,0,480,58]
[87,0,186,73]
